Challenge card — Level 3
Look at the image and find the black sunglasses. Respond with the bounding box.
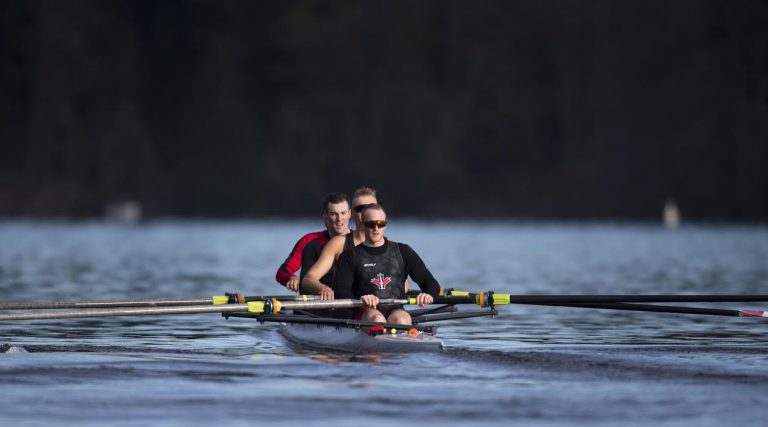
[353,203,375,213]
[363,220,387,228]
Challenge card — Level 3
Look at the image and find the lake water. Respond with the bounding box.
[1,220,767,426]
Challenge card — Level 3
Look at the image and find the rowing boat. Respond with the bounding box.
[231,296,495,353]
[230,304,457,353]
[279,322,443,353]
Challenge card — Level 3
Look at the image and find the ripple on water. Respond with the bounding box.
[1,220,767,426]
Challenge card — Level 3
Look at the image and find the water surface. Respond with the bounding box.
[1,220,767,426]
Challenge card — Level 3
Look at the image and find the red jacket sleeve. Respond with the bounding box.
[275,231,325,287]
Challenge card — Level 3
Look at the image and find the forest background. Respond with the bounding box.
[1,1,766,220]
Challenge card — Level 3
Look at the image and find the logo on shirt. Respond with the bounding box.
[363,263,376,267]
[370,273,391,290]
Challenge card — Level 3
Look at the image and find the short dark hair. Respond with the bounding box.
[321,193,350,214]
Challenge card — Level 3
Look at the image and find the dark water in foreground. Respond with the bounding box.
[1,220,767,426]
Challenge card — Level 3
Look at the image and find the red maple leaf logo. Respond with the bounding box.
[370,273,391,290]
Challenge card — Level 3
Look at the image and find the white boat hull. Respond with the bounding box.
[279,323,443,353]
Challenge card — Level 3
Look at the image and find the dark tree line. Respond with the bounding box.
[1,0,767,219]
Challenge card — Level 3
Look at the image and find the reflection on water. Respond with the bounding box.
[0,220,767,426]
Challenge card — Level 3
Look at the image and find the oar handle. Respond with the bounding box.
[262,298,410,314]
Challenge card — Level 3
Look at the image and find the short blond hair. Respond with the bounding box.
[361,203,385,217]
[353,187,377,199]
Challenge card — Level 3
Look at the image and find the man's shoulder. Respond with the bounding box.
[393,242,419,260]
[324,233,349,249]
[296,230,329,244]
[289,230,330,254]
[328,233,348,242]
[393,241,413,252]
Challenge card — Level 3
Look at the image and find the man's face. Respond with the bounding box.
[362,208,386,244]
[351,195,377,226]
[323,201,351,236]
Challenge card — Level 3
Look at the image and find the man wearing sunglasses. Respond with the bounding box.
[300,187,378,299]
[275,193,351,291]
[334,204,440,325]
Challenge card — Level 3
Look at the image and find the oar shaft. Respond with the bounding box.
[530,302,746,317]
[0,294,320,310]
[0,298,215,310]
[0,304,254,321]
[518,295,768,303]
[412,309,498,324]
[0,298,410,321]
[444,293,768,305]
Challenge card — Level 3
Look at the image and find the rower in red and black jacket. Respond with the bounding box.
[275,231,354,289]
[334,238,440,317]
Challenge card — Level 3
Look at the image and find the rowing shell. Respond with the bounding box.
[279,323,444,353]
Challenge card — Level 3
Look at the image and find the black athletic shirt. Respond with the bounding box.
[334,239,441,300]
[277,231,356,289]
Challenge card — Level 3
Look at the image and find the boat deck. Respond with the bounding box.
[279,323,444,353]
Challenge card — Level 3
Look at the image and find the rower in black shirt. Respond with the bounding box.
[334,203,440,325]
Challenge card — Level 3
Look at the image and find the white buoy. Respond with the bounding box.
[663,199,680,229]
[104,200,142,224]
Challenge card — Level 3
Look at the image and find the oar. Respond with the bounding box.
[432,292,768,317]
[0,298,411,321]
[0,303,264,320]
[524,302,768,317]
[0,293,319,310]
[2,293,766,321]
[436,292,768,306]
[9,291,765,311]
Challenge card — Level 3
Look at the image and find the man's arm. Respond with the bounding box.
[300,235,345,299]
[399,243,441,297]
[275,237,306,289]
[276,231,326,291]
